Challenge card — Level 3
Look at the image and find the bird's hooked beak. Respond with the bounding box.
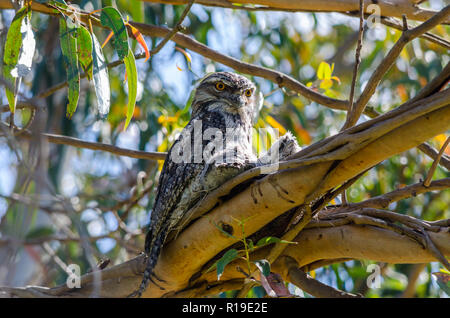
[228,93,246,108]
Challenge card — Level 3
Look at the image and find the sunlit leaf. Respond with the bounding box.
[92,32,111,118]
[331,76,341,84]
[175,47,192,66]
[59,16,80,119]
[127,22,150,61]
[123,48,138,130]
[2,6,28,113]
[11,12,35,78]
[317,61,331,80]
[295,124,312,145]
[216,249,238,280]
[265,115,287,135]
[253,259,270,277]
[128,0,144,23]
[319,78,333,90]
[396,84,408,102]
[77,25,93,80]
[100,7,129,60]
[255,236,296,247]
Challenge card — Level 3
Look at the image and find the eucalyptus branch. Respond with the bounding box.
[149,0,195,56]
[175,89,450,237]
[327,178,450,211]
[424,136,450,186]
[342,0,364,131]
[341,12,450,50]
[281,256,361,298]
[14,129,167,161]
[308,207,450,271]
[346,5,450,128]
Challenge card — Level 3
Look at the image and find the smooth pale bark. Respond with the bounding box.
[3,224,447,297]
[314,105,450,197]
[135,105,450,296]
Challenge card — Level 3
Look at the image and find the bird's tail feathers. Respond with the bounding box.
[136,226,168,297]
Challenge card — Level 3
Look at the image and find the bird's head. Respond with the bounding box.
[191,72,260,118]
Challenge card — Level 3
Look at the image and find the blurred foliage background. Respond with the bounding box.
[0,0,449,297]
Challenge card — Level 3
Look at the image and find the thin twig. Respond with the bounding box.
[13,129,167,161]
[341,0,364,131]
[400,264,426,298]
[328,178,450,211]
[346,5,450,128]
[342,13,450,49]
[424,136,450,186]
[420,228,450,272]
[150,0,195,56]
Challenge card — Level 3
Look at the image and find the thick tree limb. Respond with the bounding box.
[2,221,448,298]
[1,0,449,299]
[141,0,450,23]
[139,98,450,297]
[280,256,361,298]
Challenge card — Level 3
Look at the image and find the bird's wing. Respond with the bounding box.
[147,120,202,247]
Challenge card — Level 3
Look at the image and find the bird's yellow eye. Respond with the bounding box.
[244,89,253,97]
[215,82,225,90]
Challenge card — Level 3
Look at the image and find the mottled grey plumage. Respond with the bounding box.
[136,72,299,297]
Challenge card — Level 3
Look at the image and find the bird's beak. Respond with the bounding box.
[230,94,246,108]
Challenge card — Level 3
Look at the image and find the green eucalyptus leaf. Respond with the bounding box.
[11,11,35,78]
[123,48,137,130]
[77,25,93,80]
[2,6,28,113]
[59,17,80,119]
[100,7,129,61]
[253,259,271,277]
[216,249,238,280]
[91,32,111,118]
[255,236,296,247]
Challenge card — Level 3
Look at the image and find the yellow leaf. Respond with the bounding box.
[320,78,333,90]
[175,47,192,64]
[265,115,287,135]
[317,61,331,80]
[126,22,150,62]
[396,84,408,102]
[291,97,304,109]
[295,124,311,145]
[331,76,341,84]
